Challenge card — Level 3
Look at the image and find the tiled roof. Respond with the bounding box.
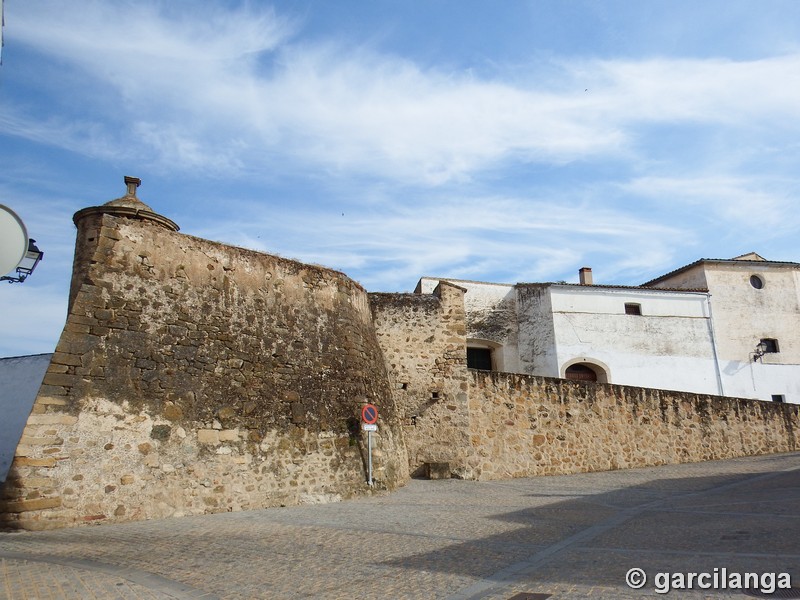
[643,257,800,287]
[421,277,708,294]
[518,282,709,294]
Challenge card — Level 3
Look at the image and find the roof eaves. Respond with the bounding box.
[643,257,800,286]
[518,282,708,293]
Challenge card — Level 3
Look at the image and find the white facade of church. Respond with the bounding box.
[416,253,800,404]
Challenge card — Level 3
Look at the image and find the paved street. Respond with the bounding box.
[2,452,799,599]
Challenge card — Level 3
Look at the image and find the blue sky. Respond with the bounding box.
[1,0,800,357]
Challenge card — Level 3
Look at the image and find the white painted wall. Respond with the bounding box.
[704,264,800,403]
[416,260,800,404]
[545,286,722,395]
[653,260,800,403]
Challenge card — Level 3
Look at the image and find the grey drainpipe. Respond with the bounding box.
[706,293,725,396]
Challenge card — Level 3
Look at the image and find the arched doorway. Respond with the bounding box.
[565,364,598,382]
[562,360,609,383]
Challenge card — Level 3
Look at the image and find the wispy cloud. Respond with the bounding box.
[7,3,800,183]
[2,1,799,356]
[193,192,684,290]
[581,55,800,126]
[621,175,800,233]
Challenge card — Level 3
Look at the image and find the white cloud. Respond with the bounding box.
[8,3,799,184]
[621,175,799,232]
[193,192,684,290]
[0,110,127,162]
[587,55,800,126]
[2,0,799,357]
[12,2,292,73]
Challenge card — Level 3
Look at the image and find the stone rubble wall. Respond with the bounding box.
[3,202,798,531]
[467,370,799,479]
[1,213,408,530]
[369,282,472,477]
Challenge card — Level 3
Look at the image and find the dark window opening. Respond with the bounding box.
[565,364,598,382]
[467,347,492,370]
[760,338,779,353]
[771,395,785,403]
[750,275,764,289]
[624,303,642,315]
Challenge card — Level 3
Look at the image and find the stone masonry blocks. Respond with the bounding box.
[1,211,409,530]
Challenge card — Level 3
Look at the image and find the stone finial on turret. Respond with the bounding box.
[73,176,180,231]
[124,176,141,197]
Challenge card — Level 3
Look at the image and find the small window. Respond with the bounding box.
[771,395,785,403]
[760,338,779,353]
[624,303,642,315]
[467,347,492,370]
[750,275,764,289]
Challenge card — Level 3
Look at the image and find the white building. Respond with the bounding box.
[645,253,800,404]
[416,253,800,404]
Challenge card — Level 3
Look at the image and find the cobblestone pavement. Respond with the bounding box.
[2,452,799,599]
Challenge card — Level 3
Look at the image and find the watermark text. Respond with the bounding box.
[625,567,792,594]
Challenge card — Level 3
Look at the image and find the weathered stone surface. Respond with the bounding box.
[4,497,62,513]
[3,189,796,533]
[150,425,171,441]
[163,404,183,421]
[26,415,78,426]
[197,429,219,444]
[13,457,57,468]
[218,429,239,442]
[1,208,408,530]
[466,370,800,479]
[370,282,471,478]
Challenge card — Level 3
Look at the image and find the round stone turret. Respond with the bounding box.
[73,176,179,231]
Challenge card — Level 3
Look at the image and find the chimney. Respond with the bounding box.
[579,267,593,285]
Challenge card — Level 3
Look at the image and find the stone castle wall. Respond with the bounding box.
[3,183,798,531]
[466,370,799,479]
[1,212,408,530]
[369,282,471,477]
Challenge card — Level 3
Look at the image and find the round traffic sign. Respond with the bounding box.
[361,403,378,425]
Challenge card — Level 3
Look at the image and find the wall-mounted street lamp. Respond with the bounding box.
[752,341,769,363]
[0,204,44,284]
[1,238,44,283]
[752,339,779,363]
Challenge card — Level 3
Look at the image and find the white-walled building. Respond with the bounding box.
[645,253,800,404]
[416,253,800,404]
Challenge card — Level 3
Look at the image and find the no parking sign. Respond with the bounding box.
[361,403,378,425]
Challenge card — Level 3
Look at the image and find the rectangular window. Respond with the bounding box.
[771,395,785,403]
[760,338,779,353]
[467,347,492,370]
[624,303,642,315]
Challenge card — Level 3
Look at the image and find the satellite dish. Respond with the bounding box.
[0,205,29,277]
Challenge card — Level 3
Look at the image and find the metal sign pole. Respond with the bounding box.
[367,430,373,486]
[361,404,378,486]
